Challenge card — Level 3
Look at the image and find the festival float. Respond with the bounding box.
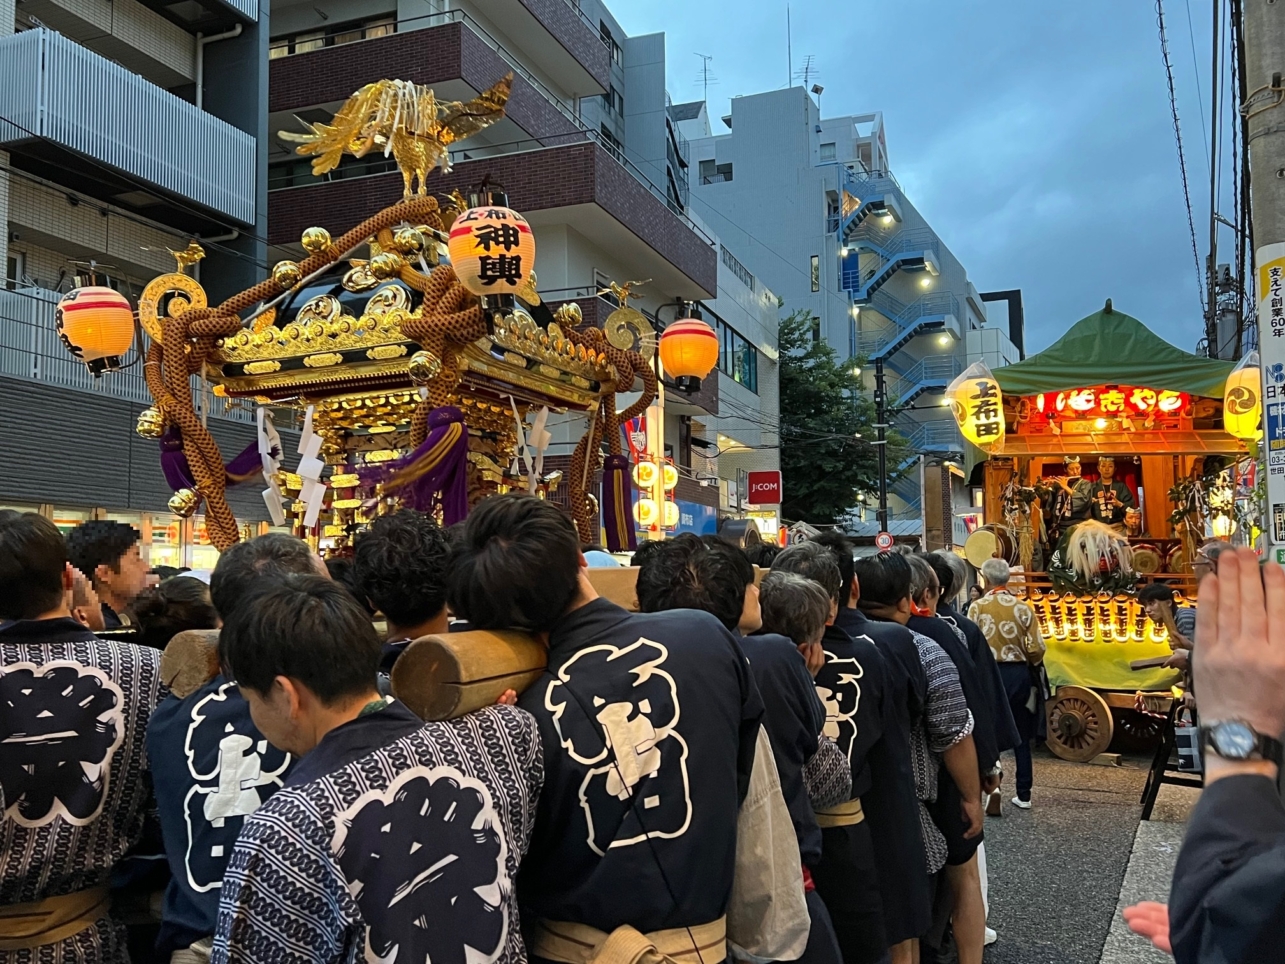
[951,301,1261,760]
[52,74,727,560]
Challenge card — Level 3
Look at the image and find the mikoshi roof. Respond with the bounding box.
[993,300,1236,399]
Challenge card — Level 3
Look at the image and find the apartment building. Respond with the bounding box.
[266,0,781,537]
[0,0,275,562]
[686,86,1021,534]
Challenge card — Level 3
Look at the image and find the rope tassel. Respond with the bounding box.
[601,454,637,552]
[359,405,470,523]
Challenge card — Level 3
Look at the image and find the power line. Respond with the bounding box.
[1156,0,1207,318]
[1183,0,1212,180]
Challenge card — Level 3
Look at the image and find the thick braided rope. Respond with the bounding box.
[561,326,654,542]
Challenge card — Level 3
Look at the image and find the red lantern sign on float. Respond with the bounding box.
[1035,386,1189,419]
[447,205,535,296]
[55,286,135,376]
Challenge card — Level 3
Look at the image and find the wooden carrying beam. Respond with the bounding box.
[153,563,756,720]
[391,630,547,721]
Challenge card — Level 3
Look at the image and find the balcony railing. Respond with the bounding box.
[905,419,961,451]
[268,10,711,243]
[0,286,254,422]
[886,355,962,401]
[0,29,256,226]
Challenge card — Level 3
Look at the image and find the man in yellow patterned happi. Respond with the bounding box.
[968,559,1045,811]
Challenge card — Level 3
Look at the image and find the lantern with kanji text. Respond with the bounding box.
[55,286,135,376]
[948,360,1005,449]
[447,205,535,296]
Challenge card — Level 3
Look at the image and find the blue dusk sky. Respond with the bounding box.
[612,0,1239,354]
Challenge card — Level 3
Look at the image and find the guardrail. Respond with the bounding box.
[0,29,257,225]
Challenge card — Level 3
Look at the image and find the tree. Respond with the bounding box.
[777,310,908,525]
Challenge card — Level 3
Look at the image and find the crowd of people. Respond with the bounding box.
[0,500,1263,964]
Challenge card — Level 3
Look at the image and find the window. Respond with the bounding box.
[810,254,820,292]
[599,124,623,160]
[603,86,624,115]
[720,245,755,291]
[600,21,622,65]
[269,15,396,57]
[820,142,836,162]
[269,152,398,190]
[699,160,732,185]
[5,251,24,290]
[711,317,759,393]
[293,30,325,53]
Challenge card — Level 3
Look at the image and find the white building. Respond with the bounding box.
[686,86,1022,534]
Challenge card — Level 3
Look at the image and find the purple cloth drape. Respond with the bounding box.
[358,406,470,524]
[601,454,637,552]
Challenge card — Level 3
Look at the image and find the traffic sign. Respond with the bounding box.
[875,531,894,550]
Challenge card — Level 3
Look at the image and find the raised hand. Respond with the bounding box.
[1193,549,1285,752]
[1122,902,1172,954]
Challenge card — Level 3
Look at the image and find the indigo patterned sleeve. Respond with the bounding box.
[802,735,851,810]
[911,631,974,754]
[212,791,355,964]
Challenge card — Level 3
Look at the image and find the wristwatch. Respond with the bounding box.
[1199,720,1285,766]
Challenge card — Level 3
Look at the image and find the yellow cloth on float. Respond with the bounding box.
[1043,637,1183,691]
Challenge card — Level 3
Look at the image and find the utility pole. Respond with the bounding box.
[874,356,889,533]
[1244,0,1285,557]
[1206,0,1222,357]
[1243,1,1285,254]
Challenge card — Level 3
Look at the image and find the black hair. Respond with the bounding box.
[631,539,667,569]
[772,541,842,603]
[210,532,319,619]
[759,570,830,647]
[636,535,753,631]
[353,509,452,628]
[65,520,140,588]
[743,542,781,567]
[219,574,381,703]
[852,551,913,609]
[810,531,856,605]
[448,494,581,632]
[0,510,67,620]
[322,556,375,616]
[905,554,939,605]
[1137,583,1178,609]
[129,576,219,650]
[925,553,956,601]
[150,565,183,581]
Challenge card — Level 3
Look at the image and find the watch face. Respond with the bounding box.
[1212,722,1257,759]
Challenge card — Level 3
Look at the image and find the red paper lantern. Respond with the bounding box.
[447,206,535,296]
[659,316,720,392]
[56,286,135,376]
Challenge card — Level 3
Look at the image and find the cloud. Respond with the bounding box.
[611,0,1232,355]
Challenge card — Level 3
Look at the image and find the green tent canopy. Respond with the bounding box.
[993,300,1235,399]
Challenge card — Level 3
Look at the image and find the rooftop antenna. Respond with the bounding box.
[694,52,717,104]
[793,54,818,89]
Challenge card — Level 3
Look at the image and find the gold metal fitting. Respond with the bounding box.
[273,261,303,289]
[408,350,443,385]
[369,252,405,280]
[300,227,333,255]
[135,406,166,439]
[168,488,201,518]
[391,228,425,254]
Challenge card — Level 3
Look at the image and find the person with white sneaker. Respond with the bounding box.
[968,559,1046,810]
